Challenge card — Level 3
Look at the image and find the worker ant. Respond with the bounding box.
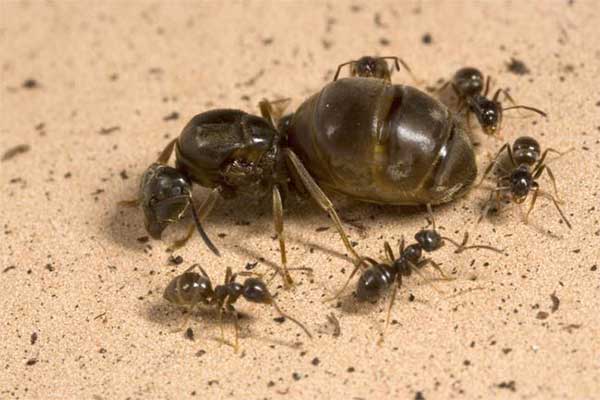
[333,55,417,82]
[439,67,547,136]
[163,264,312,351]
[478,136,572,229]
[327,206,502,341]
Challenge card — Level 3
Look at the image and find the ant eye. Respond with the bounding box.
[170,186,183,196]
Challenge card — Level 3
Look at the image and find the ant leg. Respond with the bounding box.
[419,258,451,280]
[168,224,196,251]
[383,241,395,263]
[225,303,240,353]
[532,148,563,175]
[285,149,364,268]
[477,190,496,225]
[117,199,139,207]
[534,187,572,229]
[195,187,221,221]
[407,261,443,293]
[534,164,562,203]
[224,266,233,284]
[524,184,540,225]
[259,98,291,127]
[477,143,513,187]
[436,80,450,94]
[548,192,572,229]
[465,110,473,133]
[483,75,492,97]
[272,185,294,288]
[171,307,194,333]
[270,299,312,338]
[158,138,177,164]
[378,277,401,346]
[324,262,367,302]
[333,60,355,81]
[398,235,405,255]
[426,203,436,230]
[187,263,210,278]
[383,56,420,83]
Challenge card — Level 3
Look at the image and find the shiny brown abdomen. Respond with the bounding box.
[285,78,476,205]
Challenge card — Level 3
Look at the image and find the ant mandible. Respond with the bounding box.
[439,67,547,136]
[163,264,312,352]
[478,136,572,229]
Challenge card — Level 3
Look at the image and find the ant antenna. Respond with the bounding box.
[426,203,436,230]
[503,105,547,117]
[442,232,504,254]
[190,200,220,256]
[324,264,363,302]
[270,300,313,339]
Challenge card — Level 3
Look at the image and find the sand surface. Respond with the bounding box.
[1,1,599,399]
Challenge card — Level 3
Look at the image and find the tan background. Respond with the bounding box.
[1,1,599,399]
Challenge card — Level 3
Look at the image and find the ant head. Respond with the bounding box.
[415,229,443,252]
[351,56,392,81]
[242,278,272,304]
[512,136,541,165]
[163,272,213,306]
[475,99,502,136]
[356,264,395,302]
[454,67,484,97]
[140,163,192,239]
[510,165,534,201]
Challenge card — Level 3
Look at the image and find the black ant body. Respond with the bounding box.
[328,207,502,341]
[333,55,416,82]
[478,136,572,229]
[163,264,311,351]
[440,67,547,136]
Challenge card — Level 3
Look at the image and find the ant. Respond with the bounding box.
[333,55,417,83]
[163,264,312,351]
[327,206,502,341]
[478,136,572,229]
[438,67,547,136]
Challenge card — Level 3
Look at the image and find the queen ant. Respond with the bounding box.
[478,136,572,229]
[333,55,417,82]
[439,67,547,136]
[163,264,312,351]
[327,206,502,341]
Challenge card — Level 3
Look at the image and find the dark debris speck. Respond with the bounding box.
[536,311,549,320]
[185,327,195,341]
[421,33,432,44]
[168,255,184,265]
[22,79,39,89]
[2,144,31,162]
[30,332,38,345]
[163,112,180,121]
[497,380,516,391]
[25,358,38,366]
[550,292,560,312]
[506,57,530,75]
[137,236,150,243]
